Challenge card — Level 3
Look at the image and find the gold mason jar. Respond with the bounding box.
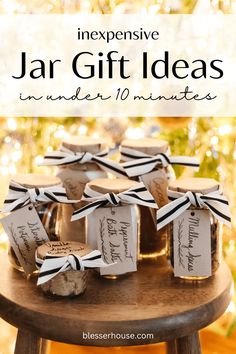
[120,138,175,259]
[167,178,223,280]
[57,137,108,243]
[85,178,140,280]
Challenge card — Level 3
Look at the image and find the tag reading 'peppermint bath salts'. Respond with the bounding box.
[1,204,49,274]
[87,205,137,275]
[173,209,212,277]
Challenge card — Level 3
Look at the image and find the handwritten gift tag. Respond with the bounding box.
[173,210,212,277]
[140,169,169,223]
[1,204,49,274]
[57,168,107,200]
[57,168,89,200]
[141,169,169,208]
[87,205,137,275]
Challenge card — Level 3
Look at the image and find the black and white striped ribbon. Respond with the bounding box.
[39,147,126,178]
[156,189,231,230]
[120,147,200,177]
[71,182,158,221]
[1,181,78,212]
[36,250,111,285]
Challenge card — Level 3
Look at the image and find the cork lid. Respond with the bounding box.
[168,178,220,194]
[62,137,107,154]
[88,178,138,194]
[12,174,61,188]
[121,138,168,155]
[36,241,92,260]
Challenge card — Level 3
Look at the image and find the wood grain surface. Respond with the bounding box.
[88,178,137,194]
[12,174,61,188]
[62,137,107,154]
[121,138,168,155]
[0,253,233,347]
[168,178,219,194]
[176,332,201,354]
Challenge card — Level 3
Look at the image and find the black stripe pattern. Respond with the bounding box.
[120,147,200,177]
[1,181,78,212]
[39,147,127,178]
[36,250,111,285]
[156,190,231,231]
[71,182,158,222]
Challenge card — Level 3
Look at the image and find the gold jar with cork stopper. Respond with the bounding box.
[85,178,140,280]
[41,137,110,243]
[157,178,231,280]
[2,174,67,272]
[120,138,175,259]
[71,178,158,280]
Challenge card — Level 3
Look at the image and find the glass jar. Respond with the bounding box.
[36,241,91,297]
[57,137,108,243]
[85,178,140,279]
[8,174,62,272]
[120,138,175,259]
[167,178,223,280]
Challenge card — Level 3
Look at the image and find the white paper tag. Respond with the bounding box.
[173,209,212,277]
[140,169,169,223]
[141,169,169,208]
[1,204,49,274]
[57,168,107,200]
[87,205,137,275]
[57,168,88,200]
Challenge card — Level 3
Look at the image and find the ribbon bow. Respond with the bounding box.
[36,250,111,285]
[1,181,78,213]
[39,147,126,178]
[156,189,231,231]
[71,182,158,221]
[120,146,200,177]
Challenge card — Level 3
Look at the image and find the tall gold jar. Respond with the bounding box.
[120,138,175,259]
[167,178,223,280]
[57,137,108,243]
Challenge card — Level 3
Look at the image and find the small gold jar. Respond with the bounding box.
[36,241,109,297]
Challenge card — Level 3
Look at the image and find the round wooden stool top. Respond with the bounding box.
[0,253,232,347]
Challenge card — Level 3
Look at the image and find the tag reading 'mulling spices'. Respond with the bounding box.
[1,204,49,274]
[87,205,137,275]
[173,209,212,277]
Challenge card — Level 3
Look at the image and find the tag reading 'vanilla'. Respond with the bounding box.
[173,209,212,277]
[1,204,49,274]
[87,205,137,275]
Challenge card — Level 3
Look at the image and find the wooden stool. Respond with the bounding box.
[0,253,233,354]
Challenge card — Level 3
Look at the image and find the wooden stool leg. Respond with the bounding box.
[14,329,42,354]
[166,340,177,354]
[176,332,202,354]
[41,339,50,354]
